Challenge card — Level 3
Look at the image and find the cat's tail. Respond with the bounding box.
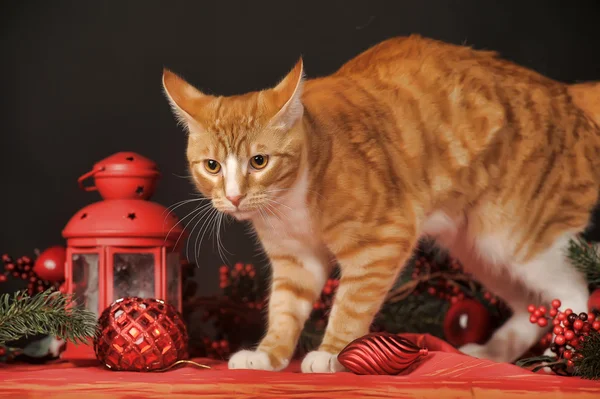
[569,82,600,127]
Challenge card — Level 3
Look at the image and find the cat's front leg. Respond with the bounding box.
[228,250,330,371]
[302,222,418,373]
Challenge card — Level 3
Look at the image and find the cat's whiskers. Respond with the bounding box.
[169,202,213,250]
[190,207,219,267]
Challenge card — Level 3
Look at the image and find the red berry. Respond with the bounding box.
[565,308,573,316]
[219,265,228,274]
[553,318,561,326]
[211,341,219,349]
[533,310,542,318]
[557,312,566,321]
[570,339,580,348]
[527,304,536,313]
[427,287,436,295]
[530,315,539,324]
[490,298,498,305]
[5,264,14,271]
[249,271,256,278]
[545,332,553,341]
[323,287,332,295]
[313,302,321,310]
[539,306,547,315]
[484,292,492,300]
[537,318,548,327]
[551,299,561,309]
[583,323,591,333]
[573,320,584,330]
[554,335,566,345]
[564,330,575,340]
[0,275,6,283]
[563,350,573,359]
[220,340,229,349]
[553,326,564,335]
[563,320,571,328]
[450,296,459,304]
[567,360,574,368]
[549,309,558,317]
[592,321,600,331]
[235,263,243,271]
[245,264,253,272]
[588,313,596,322]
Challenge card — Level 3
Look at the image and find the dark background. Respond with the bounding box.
[1,0,600,296]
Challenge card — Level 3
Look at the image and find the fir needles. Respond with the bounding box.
[0,289,98,345]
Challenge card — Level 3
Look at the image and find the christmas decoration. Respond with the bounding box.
[94,297,189,372]
[338,332,429,375]
[443,299,492,347]
[1,253,61,296]
[588,288,600,315]
[33,246,66,282]
[0,289,97,345]
[182,240,510,360]
[566,236,600,287]
[62,152,187,360]
[517,298,600,379]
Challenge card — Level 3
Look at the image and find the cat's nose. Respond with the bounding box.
[226,194,245,207]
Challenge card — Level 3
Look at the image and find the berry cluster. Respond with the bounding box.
[219,263,263,309]
[1,254,58,295]
[313,278,338,313]
[411,256,501,306]
[200,336,230,359]
[528,299,600,367]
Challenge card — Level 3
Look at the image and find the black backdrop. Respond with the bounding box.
[2,0,600,296]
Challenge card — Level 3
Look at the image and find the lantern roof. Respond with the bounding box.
[63,152,185,248]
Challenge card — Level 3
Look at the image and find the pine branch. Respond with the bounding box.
[0,289,99,345]
[574,331,600,380]
[567,237,600,286]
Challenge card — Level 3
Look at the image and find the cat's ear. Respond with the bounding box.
[162,69,213,130]
[269,58,305,130]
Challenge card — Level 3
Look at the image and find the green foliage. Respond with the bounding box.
[574,332,600,380]
[567,236,600,286]
[0,289,98,345]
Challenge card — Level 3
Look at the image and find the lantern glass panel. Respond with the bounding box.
[113,253,155,300]
[72,253,100,316]
[166,252,181,309]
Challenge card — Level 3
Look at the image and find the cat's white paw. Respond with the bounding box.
[228,349,288,371]
[301,350,345,373]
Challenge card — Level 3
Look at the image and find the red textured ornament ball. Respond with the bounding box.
[338,333,428,375]
[443,299,492,347]
[33,246,66,282]
[588,289,600,314]
[94,297,188,372]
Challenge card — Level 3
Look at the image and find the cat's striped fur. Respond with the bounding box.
[163,35,600,372]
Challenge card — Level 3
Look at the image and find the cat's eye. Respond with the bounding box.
[250,154,269,170]
[203,159,221,174]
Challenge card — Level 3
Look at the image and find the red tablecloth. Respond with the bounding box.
[2,334,600,399]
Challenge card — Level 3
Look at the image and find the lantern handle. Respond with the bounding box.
[78,169,99,192]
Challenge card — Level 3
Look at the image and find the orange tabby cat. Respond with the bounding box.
[162,35,600,372]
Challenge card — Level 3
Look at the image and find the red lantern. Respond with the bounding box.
[62,152,186,360]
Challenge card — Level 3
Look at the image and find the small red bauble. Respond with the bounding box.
[443,299,492,347]
[564,330,575,340]
[33,246,66,282]
[338,333,428,375]
[555,335,566,346]
[94,297,188,372]
[537,317,548,327]
[551,299,561,309]
[588,289,600,314]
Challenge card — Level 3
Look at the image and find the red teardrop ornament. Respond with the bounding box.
[338,332,429,375]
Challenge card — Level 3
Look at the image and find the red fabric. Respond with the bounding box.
[2,333,600,399]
